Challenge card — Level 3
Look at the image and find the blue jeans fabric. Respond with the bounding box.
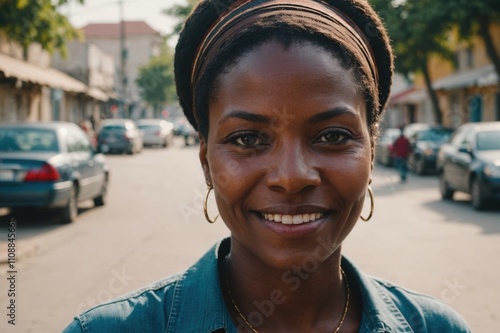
[395,156,408,181]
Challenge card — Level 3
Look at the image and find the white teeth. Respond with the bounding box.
[282,215,293,224]
[262,212,324,225]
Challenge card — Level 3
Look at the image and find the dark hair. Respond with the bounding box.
[174,0,393,140]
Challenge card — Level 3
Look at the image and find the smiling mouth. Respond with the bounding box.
[261,212,325,225]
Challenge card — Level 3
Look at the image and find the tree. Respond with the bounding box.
[136,50,177,116]
[445,0,500,84]
[163,0,199,39]
[0,0,84,58]
[370,0,455,125]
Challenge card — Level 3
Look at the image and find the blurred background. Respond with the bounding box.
[0,0,499,332]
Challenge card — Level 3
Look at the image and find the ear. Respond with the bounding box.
[199,137,212,185]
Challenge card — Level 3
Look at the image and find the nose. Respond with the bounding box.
[265,142,321,194]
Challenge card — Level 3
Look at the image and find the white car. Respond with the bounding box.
[137,119,174,148]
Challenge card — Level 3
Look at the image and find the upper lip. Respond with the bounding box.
[254,205,330,216]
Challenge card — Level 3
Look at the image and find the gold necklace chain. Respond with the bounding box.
[224,259,350,333]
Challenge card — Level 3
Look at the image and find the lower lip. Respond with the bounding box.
[254,212,329,238]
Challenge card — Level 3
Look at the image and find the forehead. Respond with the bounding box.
[211,41,365,119]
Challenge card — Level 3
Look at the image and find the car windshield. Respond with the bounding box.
[138,124,160,130]
[477,131,500,151]
[0,128,59,152]
[418,128,453,143]
[380,129,400,143]
[101,125,126,132]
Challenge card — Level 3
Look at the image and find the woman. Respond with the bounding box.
[63,0,471,332]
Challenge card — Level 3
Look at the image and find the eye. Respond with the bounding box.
[228,132,268,147]
[315,129,352,144]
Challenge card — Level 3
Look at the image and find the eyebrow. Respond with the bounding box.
[218,110,272,126]
[217,107,360,126]
[307,107,361,124]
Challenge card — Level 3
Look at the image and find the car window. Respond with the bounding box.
[0,128,59,152]
[138,124,160,130]
[477,131,500,151]
[102,125,125,132]
[66,130,79,153]
[72,127,93,153]
[418,129,453,143]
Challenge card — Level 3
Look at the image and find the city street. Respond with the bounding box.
[0,139,499,333]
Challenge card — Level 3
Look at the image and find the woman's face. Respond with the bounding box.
[200,41,373,269]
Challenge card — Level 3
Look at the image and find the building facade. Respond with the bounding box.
[81,21,162,118]
[0,32,110,124]
[385,24,500,130]
[52,40,117,125]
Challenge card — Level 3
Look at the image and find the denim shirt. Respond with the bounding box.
[63,238,471,333]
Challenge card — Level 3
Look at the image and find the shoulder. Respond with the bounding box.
[62,273,183,333]
[370,277,471,333]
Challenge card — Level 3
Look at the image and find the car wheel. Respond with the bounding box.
[60,185,78,223]
[439,172,454,200]
[471,178,488,210]
[93,176,108,207]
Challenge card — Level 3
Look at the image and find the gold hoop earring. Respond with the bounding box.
[360,186,374,222]
[204,185,219,224]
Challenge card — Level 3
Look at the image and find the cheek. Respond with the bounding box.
[207,147,262,212]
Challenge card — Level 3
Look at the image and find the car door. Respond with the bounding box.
[444,128,467,189]
[66,128,93,200]
[73,127,103,199]
[448,129,473,191]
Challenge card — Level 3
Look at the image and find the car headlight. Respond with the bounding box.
[484,164,500,178]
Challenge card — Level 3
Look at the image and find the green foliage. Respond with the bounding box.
[163,0,199,38]
[136,50,177,111]
[445,0,500,39]
[0,0,84,56]
[370,0,455,76]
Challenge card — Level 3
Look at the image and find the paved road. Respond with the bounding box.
[0,140,498,332]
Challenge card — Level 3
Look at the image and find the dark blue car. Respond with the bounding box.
[438,122,500,210]
[0,122,109,223]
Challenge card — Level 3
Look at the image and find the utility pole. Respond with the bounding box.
[119,0,127,118]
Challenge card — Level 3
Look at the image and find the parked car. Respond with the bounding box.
[408,127,453,175]
[376,128,400,166]
[137,119,174,148]
[0,122,109,223]
[172,118,200,146]
[403,123,432,139]
[437,122,500,210]
[97,119,143,154]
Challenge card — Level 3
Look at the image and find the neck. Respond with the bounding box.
[223,244,350,332]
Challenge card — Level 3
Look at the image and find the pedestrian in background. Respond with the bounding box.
[392,127,412,183]
[63,0,470,332]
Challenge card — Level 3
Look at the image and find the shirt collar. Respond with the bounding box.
[341,257,414,333]
[168,238,414,333]
[167,238,234,333]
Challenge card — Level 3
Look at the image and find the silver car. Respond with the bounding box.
[137,119,174,148]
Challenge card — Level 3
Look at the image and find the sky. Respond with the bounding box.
[63,0,186,35]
